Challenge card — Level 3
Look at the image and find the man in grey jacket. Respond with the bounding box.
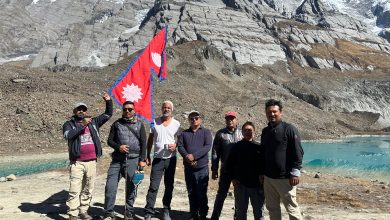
[103,101,147,220]
[210,111,243,220]
[63,93,113,220]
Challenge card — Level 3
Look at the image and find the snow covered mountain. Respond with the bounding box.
[0,0,390,131]
[322,0,390,35]
[0,0,389,67]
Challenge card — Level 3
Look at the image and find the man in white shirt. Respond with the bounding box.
[144,100,181,220]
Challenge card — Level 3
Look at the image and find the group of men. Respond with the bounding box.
[63,94,304,220]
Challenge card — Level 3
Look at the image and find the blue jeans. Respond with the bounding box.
[184,166,209,217]
[104,158,138,216]
[234,184,265,220]
[144,157,177,214]
[211,172,232,219]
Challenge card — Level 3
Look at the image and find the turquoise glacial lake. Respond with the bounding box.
[0,158,68,177]
[302,136,390,182]
[1,136,389,183]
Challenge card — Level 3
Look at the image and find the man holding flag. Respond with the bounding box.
[103,100,147,220]
[106,27,168,220]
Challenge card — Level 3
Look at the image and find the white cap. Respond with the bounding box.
[74,102,88,109]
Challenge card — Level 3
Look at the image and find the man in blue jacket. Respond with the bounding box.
[178,111,213,220]
[63,93,113,220]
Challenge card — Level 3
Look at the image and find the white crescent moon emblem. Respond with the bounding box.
[152,52,162,67]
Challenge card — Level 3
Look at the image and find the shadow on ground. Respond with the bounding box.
[18,190,189,220]
[19,190,68,219]
[93,202,190,220]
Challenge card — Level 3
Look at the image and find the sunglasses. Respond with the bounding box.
[123,108,134,112]
[243,128,254,132]
[76,107,87,112]
[189,116,200,121]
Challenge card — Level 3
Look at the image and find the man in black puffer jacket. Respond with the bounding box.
[103,100,147,220]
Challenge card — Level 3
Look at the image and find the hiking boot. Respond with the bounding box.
[190,213,199,220]
[199,214,208,220]
[125,212,134,220]
[79,212,93,220]
[103,213,116,220]
[144,214,152,220]
[68,215,77,220]
[162,208,171,220]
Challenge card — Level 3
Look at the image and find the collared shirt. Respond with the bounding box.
[178,126,213,169]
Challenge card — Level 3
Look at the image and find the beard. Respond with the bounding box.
[74,114,85,120]
[163,112,171,117]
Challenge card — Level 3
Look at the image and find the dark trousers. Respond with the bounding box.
[184,166,209,217]
[234,184,265,220]
[104,158,138,216]
[144,156,177,214]
[210,172,232,219]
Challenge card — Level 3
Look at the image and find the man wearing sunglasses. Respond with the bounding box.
[103,100,147,220]
[63,93,113,220]
[178,111,213,220]
[210,111,243,220]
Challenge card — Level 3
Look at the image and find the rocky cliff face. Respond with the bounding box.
[1,0,390,130]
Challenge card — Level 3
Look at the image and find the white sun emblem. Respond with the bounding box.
[121,83,143,103]
[151,52,162,67]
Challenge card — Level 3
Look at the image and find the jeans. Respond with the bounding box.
[104,158,139,216]
[234,184,265,220]
[210,172,232,219]
[67,160,96,217]
[184,166,209,217]
[144,157,177,214]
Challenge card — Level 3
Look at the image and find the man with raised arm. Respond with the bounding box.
[63,93,113,220]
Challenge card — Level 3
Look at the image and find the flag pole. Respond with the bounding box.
[124,153,128,219]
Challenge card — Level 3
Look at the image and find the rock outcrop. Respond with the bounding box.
[0,0,390,128]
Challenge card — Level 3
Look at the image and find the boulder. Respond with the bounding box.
[6,174,16,181]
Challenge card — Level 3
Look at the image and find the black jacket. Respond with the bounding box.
[260,121,304,179]
[227,139,262,187]
[63,100,113,161]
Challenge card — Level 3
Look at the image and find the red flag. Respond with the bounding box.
[110,27,168,123]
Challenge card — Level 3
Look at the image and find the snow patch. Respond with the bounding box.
[0,54,36,65]
[97,14,109,23]
[374,0,390,10]
[32,0,56,4]
[323,0,349,13]
[105,0,125,4]
[123,9,149,34]
[87,52,105,67]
